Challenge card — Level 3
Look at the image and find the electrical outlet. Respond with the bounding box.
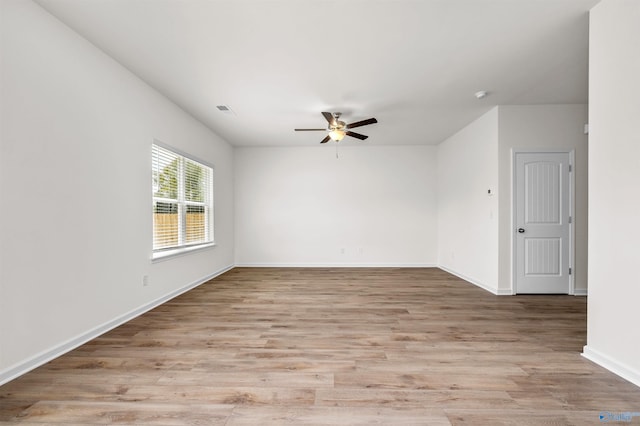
[142,275,149,286]
[340,248,345,255]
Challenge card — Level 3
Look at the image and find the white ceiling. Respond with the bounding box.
[35,0,600,147]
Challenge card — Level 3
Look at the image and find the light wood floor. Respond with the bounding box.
[1,268,639,425]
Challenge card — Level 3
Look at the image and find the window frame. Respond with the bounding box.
[151,141,215,261]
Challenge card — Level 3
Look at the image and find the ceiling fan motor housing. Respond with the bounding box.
[329,120,347,131]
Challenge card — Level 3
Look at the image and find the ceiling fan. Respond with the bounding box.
[295,112,378,143]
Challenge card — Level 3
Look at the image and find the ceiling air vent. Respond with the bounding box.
[216,105,235,115]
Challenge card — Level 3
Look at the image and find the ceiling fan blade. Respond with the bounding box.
[321,112,336,126]
[294,128,326,131]
[320,135,331,144]
[346,131,368,140]
[346,117,377,129]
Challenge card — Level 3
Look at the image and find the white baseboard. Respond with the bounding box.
[0,264,234,386]
[573,288,588,296]
[582,345,640,388]
[438,265,509,295]
[235,263,437,268]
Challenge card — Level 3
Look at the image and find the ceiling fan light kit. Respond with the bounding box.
[295,112,378,144]
[329,129,346,141]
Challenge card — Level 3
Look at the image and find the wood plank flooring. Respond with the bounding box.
[1,267,639,425]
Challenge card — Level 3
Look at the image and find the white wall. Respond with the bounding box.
[235,145,437,266]
[0,0,234,383]
[498,105,588,294]
[437,108,500,293]
[436,105,587,295]
[584,0,640,386]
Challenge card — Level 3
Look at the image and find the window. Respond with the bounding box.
[152,143,213,257]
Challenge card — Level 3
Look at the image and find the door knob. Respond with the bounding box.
[518,228,525,233]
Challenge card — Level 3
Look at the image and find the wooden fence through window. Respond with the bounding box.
[153,213,206,248]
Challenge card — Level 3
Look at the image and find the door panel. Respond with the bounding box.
[525,161,560,224]
[515,153,570,294]
[525,238,561,276]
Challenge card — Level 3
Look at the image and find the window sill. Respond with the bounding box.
[152,243,216,263]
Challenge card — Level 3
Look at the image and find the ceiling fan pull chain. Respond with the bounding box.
[336,143,339,159]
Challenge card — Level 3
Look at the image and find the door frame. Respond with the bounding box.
[511,149,575,295]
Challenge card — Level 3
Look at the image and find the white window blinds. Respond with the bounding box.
[152,143,213,253]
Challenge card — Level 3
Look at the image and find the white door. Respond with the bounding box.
[515,152,571,294]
